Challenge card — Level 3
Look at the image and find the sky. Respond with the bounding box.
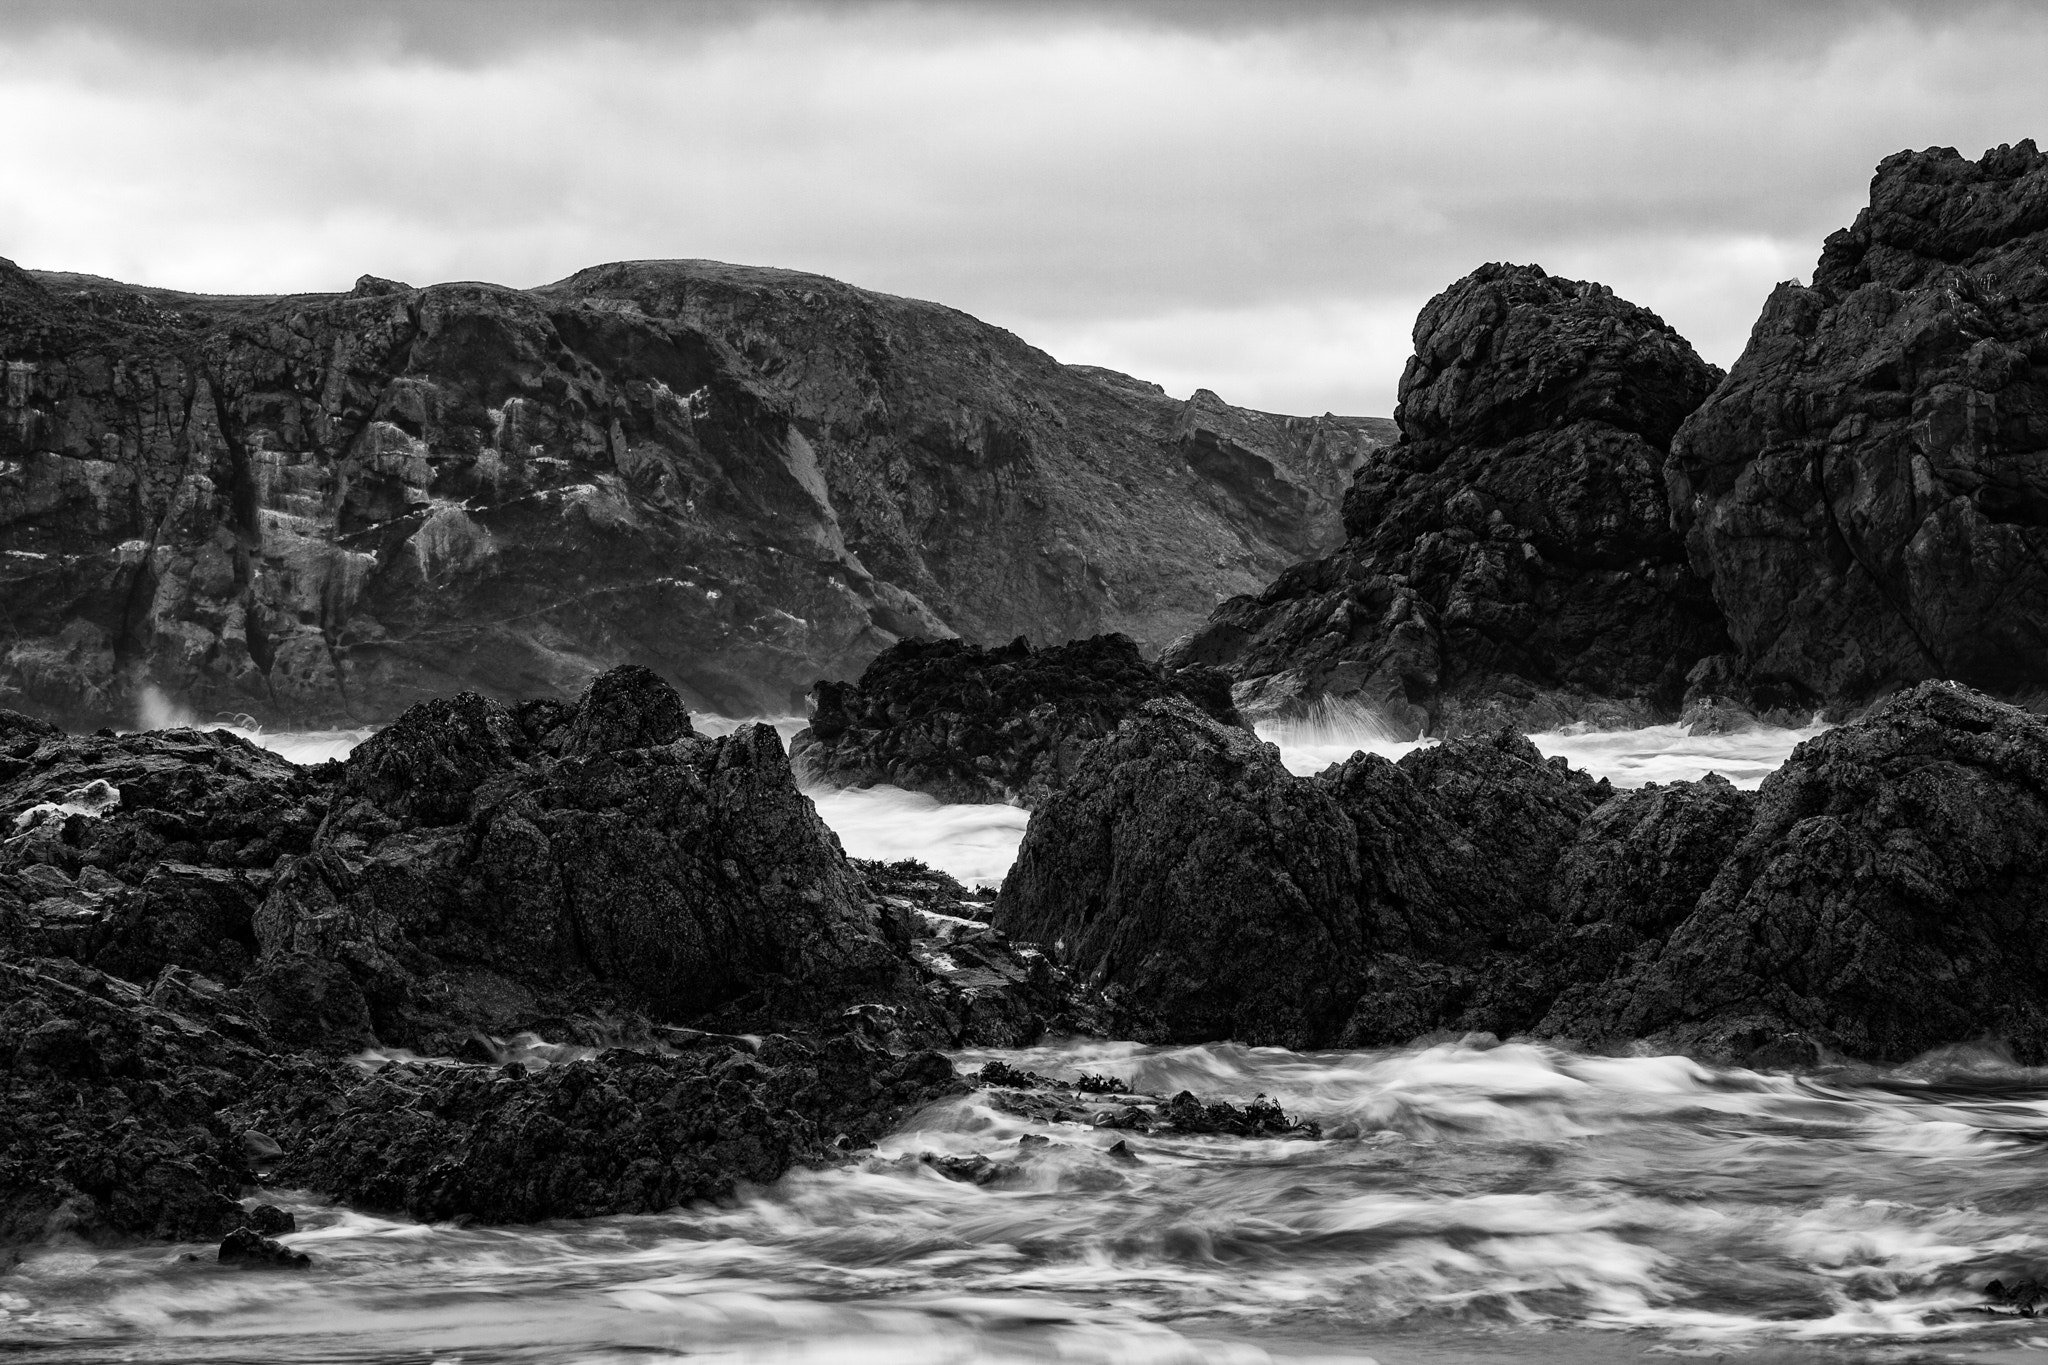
[2,0,2044,416]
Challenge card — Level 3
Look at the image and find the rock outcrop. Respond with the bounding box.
[0,664,1073,1246]
[1542,682,2048,1062]
[1165,263,1727,735]
[993,699,1367,1048]
[255,665,908,1050]
[0,257,1388,729]
[995,681,2048,1063]
[791,633,1242,807]
[1670,141,2048,710]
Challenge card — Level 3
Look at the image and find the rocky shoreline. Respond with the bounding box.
[8,661,2048,1257]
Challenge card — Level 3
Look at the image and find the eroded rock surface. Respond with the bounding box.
[1166,263,1727,735]
[1671,141,2048,709]
[1542,682,2048,1061]
[0,257,1388,728]
[792,633,1242,807]
[0,664,1061,1247]
[993,698,1368,1048]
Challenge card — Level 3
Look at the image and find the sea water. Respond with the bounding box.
[20,711,2028,1365]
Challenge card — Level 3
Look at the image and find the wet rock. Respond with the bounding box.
[1670,141,2048,710]
[1986,1277,2048,1316]
[218,1226,310,1268]
[1158,1090,1320,1139]
[0,957,257,1245]
[1166,262,1727,735]
[1545,683,2048,1062]
[792,633,1242,808]
[237,1032,962,1225]
[0,257,1383,729]
[1533,775,1757,1033]
[242,1202,296,1236]
[255,666,907,1050]
[1324,729,1608,1042]
[993,698,1368,1048]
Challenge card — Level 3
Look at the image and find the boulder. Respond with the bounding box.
[1670,141,2048,709]
[792,633,1243,807]
[255,665,907,1050]
[0,256,1387,729]
[1541,683,2048,1062]
[992,699,1367,1047]
[1167,262,1728,735]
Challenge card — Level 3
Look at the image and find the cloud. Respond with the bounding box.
[1,1,2044,414]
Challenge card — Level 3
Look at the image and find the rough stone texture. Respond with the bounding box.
[1541,683,2048,1062]
[791,633,1243,807]
[0,956,259,1245]
[1670,142,2048,710]
[1534,775,1756,1028]
[1165,263,1727,735]
[0,257,1389,729]
[1321,730,1609,1044]
[992,699,1367,1048]
[254,666,907,1050]
[0,721,336,979]
[236,1031,959,1226]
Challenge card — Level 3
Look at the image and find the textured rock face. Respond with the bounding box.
[1543,683,2048,1062]
[238,1032,959,1226]
[992,699,1367,1048]
[255,666,905,1049]
[1670,142,2048,707]
[0,257,1387,728]
[1166,263,1727,735]
[791,633,1243,808]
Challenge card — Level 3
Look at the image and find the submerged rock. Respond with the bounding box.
[218,1226,310,1268]
[792,633,1241,808]
[1166,262,1727,735]
[1671,141,2048,710]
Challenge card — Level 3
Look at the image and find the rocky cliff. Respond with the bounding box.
[1163,264,1728,735]
[1670,140,2048,708]
[0,257,1389,728]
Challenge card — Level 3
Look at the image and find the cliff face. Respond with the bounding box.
[0,258,1387,727]
[1669,140,2048,706]
[1164,263,1728,735]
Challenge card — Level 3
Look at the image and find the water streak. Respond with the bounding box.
[8,1040,2048,1363]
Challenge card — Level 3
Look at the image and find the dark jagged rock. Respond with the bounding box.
[0,721,336,976]
[792,633,1243,807]
[1671,142,2048,710]
[236,1032,959,1226]
[0,956,260,1245]
[1321,730,1609,1044]
[218,1226,310,1267]
[254,666,906,1051]
[1540,683,2048,1062]
[0,255,1387,730]
[852,858,1095,1047]
[1166,263,1728,736]
[992,698,1368,1048]
[1534,775,1756,1029]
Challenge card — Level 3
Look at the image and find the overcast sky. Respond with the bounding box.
[2,0,2044,415]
